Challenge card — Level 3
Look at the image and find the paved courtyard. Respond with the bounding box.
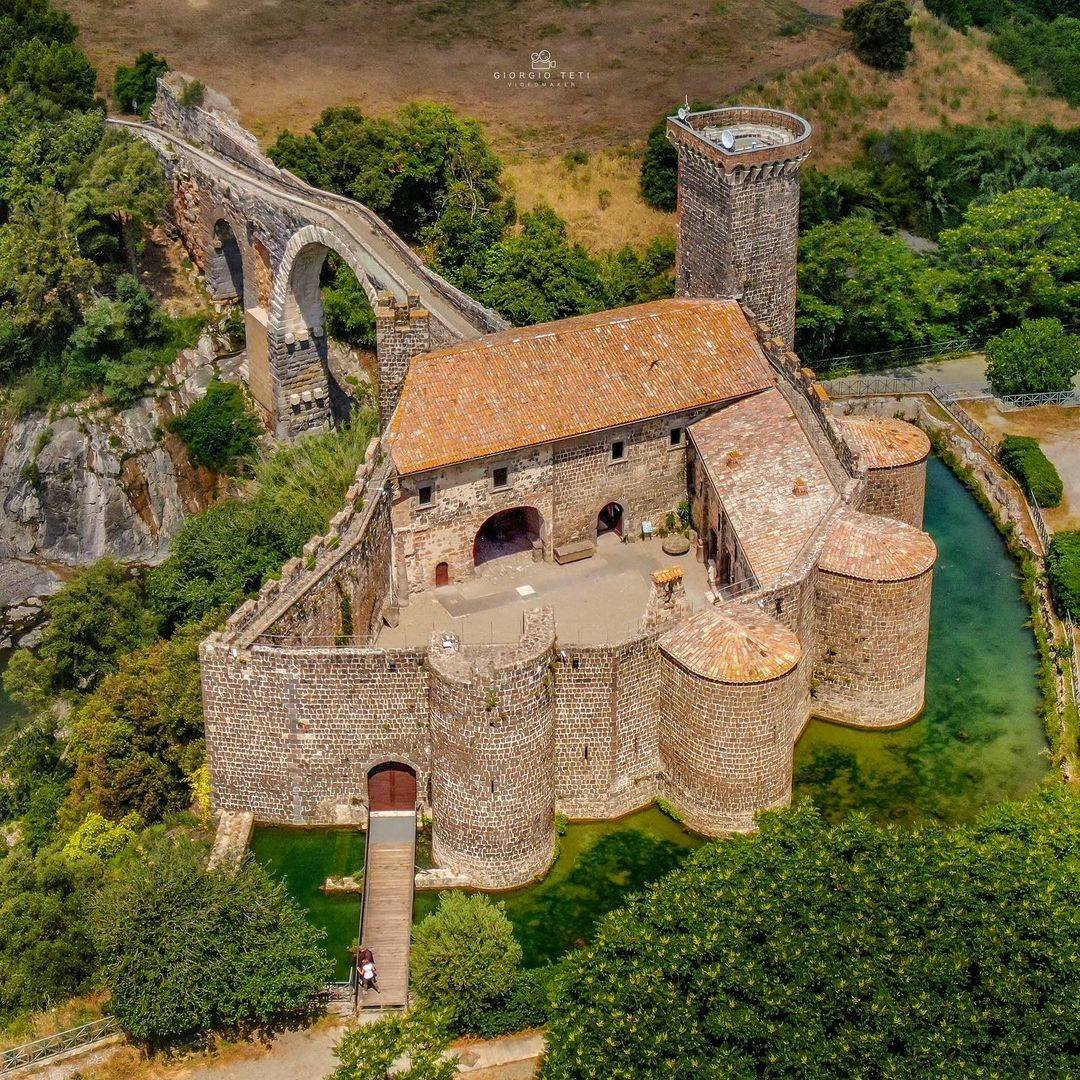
[379,533,711,647]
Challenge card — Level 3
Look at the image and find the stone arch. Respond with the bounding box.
[362,751,428,812]
[473,505,545,568]
[367,760,417,811]
[596,500,624,539]
[206,214,248,302]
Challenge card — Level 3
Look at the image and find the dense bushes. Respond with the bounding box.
[91,835,330,1044]
[1047,531,1080,619]
[842,0,914,71]
[112,51,168,118]
[541,791,1080,1078]
[330,1011,455,1080]
[985,318,1080,395]
[998,435,1064,507]
[168,378,262,474]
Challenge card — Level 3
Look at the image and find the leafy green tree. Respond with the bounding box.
[842,0,914,71]
[796,216,959,361]
[0,0,78,59]
[0,714,70,829]
[322,256,375,349]
[67,622,209,823]
[1047,531,1080,619]
[330,1011,456,1080]
[15,558,159,696]
[541,791,1080,1079]
[799,165,883,229]
[4,38,96,110]
[424,199,515,298]
[411,892,522,1033]
[998,434,1064,507]
[993,16,1080,107]
[938,187,1080,333]
[112,51,167,118]
[62,811,141,862]
[985,317,1080,395]
[638,101,713,212]
[168,378,262,474]
[92,835,331,1044]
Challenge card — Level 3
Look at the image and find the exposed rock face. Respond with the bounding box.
[0,339,236,570]
[0,558,61,648]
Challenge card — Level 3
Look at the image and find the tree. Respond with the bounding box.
[540,791,1080,1078]
[411,892,522,1033]
[330,1011,456,1080]
[938,187,1080,333]
[986,318,1080,395]
[18,558,159,695]
[796,216,959,361]
[842,0,914,71]
[4,38,96,110]
[322,257,376,350]
[638,101,714,212]
[112,51,167,118]
[92,835,330,1044]
[1047,531,1080,619]
[168,378,262,474]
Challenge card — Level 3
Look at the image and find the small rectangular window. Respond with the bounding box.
[417,484,433,507]
[611,439,626,462]
[670,426,684,447]
[492,466,509,490]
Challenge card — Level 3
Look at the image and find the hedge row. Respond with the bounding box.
[1047,531,1080,620]
[998,435,1064,508]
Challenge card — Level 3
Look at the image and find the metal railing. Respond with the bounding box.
[1066,618,1080,708]
[1028,491,1053,554]
[999,388,1080,411]
[0,1017,121,1075]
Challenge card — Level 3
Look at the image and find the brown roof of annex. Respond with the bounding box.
[389,299,775,475]
[841,416,931,470]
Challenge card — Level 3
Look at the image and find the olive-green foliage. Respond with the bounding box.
[799,165,883,229]
[998,435,1064,508]
[92,834,331,1044]
[985,318,1080,396]
[178,78,204,108]
[0,714,71,842]
[637,101,714,212]
[796,216,959,361]
[842,0,914,71]
[926,0,1078,26]
[168,378,261,474]
[1047,531,1080,619]
[411,892,523,1034]
[321,255,375,350]
[4,559,159,699]
[330,1010,456,1080]
[993,17,1080,106]
[112,51,168,118]
[0,840,102,1025]
[269,102,503,241]
[541,791,1080,1078]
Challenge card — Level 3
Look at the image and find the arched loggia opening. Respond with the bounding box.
[473,506,543,569]
[209,218,245,302]
[367,762,417,812]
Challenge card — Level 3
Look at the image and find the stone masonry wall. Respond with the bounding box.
[812,567,934,727]
[376,293,431,431]
[862,461,928,529]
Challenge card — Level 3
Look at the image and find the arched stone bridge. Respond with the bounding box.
[109,77,506,436]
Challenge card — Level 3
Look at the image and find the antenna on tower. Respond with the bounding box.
[677,95,690,121]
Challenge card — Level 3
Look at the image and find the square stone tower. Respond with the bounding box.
[667,107,812,345]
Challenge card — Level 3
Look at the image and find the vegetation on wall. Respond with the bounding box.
[540,791,1080,1078]
[168,378,263,474]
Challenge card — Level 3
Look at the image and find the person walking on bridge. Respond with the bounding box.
[359,947,379,995]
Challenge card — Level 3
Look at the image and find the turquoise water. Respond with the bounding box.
[413,808,703,967]
[248,826,366,981]
[793,456,1049,825]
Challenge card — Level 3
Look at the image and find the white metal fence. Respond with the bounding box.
[0,1017,121,1075]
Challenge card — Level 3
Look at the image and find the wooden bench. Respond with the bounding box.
[554,540,595,565]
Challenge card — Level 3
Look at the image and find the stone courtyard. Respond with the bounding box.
[378,532,711,647]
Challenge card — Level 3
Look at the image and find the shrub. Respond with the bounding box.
[985,318,1080,396]
[998,435,1064,508]
[321,257,375,349]
[169,378,261,474]
[1047,531,1080,619]
[410,892,522,1033]
[330,1010,456,1080]
[467,964,557,1039]
[92,834,331,1045]
[112,51,168,118]
[993,16,1080,107]
[842,0,914,71]
[540,791,1080,1078]
[178,78,205,108]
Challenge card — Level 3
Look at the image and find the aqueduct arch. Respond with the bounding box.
[207,216,247,302]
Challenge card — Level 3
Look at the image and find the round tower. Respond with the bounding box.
[842,416,931,528]
[813,510,936,728]
[427,610,556,889]
[657,604,806,835]
[666,106,812,345]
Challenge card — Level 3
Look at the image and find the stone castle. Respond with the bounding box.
[182,99,937,889]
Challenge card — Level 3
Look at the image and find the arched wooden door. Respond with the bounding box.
[367,762,417,811]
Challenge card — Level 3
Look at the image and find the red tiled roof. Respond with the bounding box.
[389,299,775,475]
[689,389,838,586]
[660,604,802,684]
[818,510,937,581]
[842,416,930,469]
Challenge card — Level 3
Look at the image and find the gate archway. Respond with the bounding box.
[473,506,543,567]
[367,762,417,812]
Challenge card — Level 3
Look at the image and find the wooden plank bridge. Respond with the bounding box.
[358,810,417,1009]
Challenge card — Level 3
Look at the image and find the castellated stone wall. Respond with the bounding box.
[428,610,557,888]
[658,651,806,834]
[812,566,934,728]
[862,461,928,529]
[376,293,431,431]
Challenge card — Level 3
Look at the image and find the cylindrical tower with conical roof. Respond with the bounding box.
[657,604,807,834]
[842,416,931,528]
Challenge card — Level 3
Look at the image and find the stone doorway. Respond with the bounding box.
[473,506,543,568]
[368,762,417,812]
[435,561,451,587]
[597,502,624,538]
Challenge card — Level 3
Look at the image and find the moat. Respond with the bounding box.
[251,456,1049,971]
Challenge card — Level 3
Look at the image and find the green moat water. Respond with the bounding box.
[248,826,366,980]
[254,456,1049,968]
[793,456,1049,824]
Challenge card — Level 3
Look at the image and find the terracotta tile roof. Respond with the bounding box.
[660,604,802,684]
[389,299,775,475]
[689,389,838,586]
[818,510,936,581]
[842,416,930,469]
